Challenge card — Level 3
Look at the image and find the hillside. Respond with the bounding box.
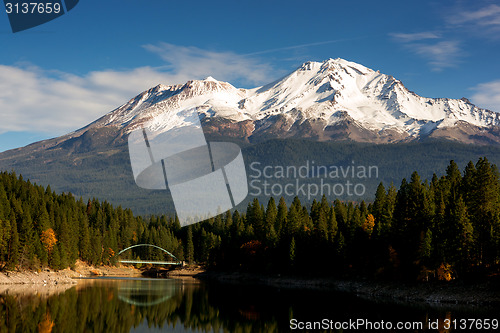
[2,136,500,215]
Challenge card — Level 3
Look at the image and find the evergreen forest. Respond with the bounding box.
[1,157,499,281]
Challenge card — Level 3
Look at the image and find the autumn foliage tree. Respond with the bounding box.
[363,214,375,236]
[40,228,57,254]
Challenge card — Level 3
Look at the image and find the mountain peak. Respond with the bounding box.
[83,58,500,145]
[294,58,374,79]
[203,76,217,82]
[152,83,170,91]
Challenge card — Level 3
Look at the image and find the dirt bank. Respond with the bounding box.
[197,271,500,306]
[163,265,205,277]
[0,260,142,285]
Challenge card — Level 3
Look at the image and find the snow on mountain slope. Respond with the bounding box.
[80,58,500,144]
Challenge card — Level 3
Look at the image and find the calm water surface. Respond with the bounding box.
[0,277,499,332]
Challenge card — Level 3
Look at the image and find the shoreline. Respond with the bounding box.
[195,270,500,306]
[0,260,142,285]
[2,263,500,306]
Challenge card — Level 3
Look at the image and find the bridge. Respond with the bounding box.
[117,244,182,266]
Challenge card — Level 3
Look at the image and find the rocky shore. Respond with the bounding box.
[196,271,500,306]
[2,262,499,306]
[0,260,141,285]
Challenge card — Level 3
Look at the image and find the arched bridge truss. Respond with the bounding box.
[117,244,181,265]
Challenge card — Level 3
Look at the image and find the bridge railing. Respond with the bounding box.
[117,244,181,265]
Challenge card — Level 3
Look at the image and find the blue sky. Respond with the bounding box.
[1,0,500,151]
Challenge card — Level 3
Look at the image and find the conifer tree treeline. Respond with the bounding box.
[0,171,183,270]
[184,157,500,280]
[1,157,499,280]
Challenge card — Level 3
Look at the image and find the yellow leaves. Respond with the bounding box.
[40,228,57,254]
[363,214,375,235]
[38,312,55,333]
[437,263,454,281]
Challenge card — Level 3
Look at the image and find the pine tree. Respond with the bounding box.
[285,204,300,238]
[246,198,264,236]
[186,226,194,263]
[50,243,62,270]
[6,217,19,269]
[461,160,476,207]
[327,207,338,242]
[334,231,346,260]
[314,209,328,242]
[372,182,386,223]
[79,214,91,262]
[333,199,348,232]
[289,237,296,267]
[445,160,462,203]
[0,218,10,265]
[264,198,278,247]
[451,196,474,273]
[470,158,500,266]
[0,184,11,221]
[275,197,288,236]
[419,228,433,262]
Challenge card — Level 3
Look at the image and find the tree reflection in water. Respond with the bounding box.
[1,278,499,333]
[0,278,281,333]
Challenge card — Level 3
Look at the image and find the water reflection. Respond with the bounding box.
[116,278,179,307]
[0,277,499,332]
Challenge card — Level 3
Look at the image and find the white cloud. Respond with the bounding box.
[411,40,462,71]
[0,65,177,135]
[0,44,277,135]
[390,31,463,71]
[143,42,276,86]
[389,32,440,42]
[448,4,500,26]
[446,4,500,38]
[470,80,500,113]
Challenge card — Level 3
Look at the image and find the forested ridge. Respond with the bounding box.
[1,157,499,281]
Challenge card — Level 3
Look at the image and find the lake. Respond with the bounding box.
[1,277,499,332]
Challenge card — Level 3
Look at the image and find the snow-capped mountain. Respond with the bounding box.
[3,58,500,215]
[78,58,500,145]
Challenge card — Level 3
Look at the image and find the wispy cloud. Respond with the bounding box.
[0,65,176,134]
[470,80,500,112]
[389,32,440,43]
[0,44,278,135]
[143,42,276,86]
[390,32,462,71]
[411,40,462,71]
[445,4,500,38]
[243,37,367,56]
[448,4,500,27]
